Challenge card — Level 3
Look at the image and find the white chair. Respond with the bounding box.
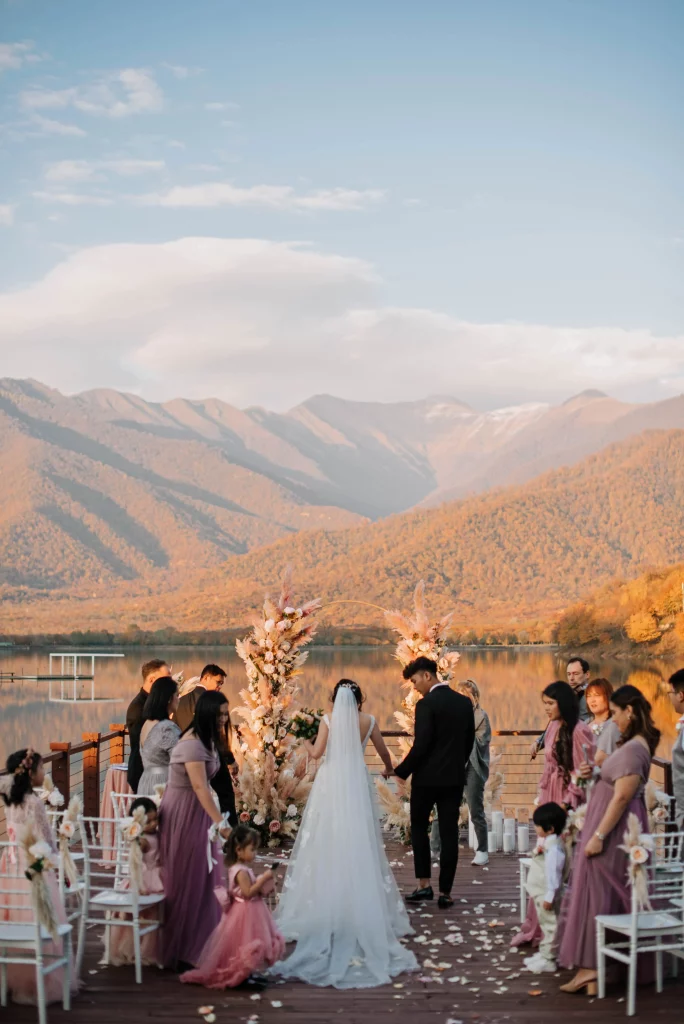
[77,815,164,984]
[596,836,684,1016]
[0,841,73,1024]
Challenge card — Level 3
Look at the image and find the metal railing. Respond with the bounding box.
[0,725,673,840]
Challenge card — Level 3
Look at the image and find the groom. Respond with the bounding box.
[388,657,475,909]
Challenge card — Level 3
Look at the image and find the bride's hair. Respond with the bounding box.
[330,679,365,708]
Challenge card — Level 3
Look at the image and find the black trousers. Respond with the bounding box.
[410,783,464,895]
[211,760,237,827]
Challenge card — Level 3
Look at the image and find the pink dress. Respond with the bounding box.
[512,719,595,949]
[0,794,75,1006]
[107,834,164,967]
[537,719,595,809]
[180,865,285,989]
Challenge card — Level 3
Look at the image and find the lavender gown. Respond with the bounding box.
[159,738,222,969]
[559,738,651,970]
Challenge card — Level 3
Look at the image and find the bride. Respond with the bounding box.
[272,680,418,989]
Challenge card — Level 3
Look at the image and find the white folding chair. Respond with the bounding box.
[596,835,684,1016]
[0,841,73,1024]
[77,815,164,984]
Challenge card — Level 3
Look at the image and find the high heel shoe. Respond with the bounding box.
[559,975,598,995]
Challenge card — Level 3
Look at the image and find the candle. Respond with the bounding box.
[503,833,515,854]
[488,831,497,854]
[518,825,530,853]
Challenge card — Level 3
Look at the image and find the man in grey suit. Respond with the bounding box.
[666,668,684,828]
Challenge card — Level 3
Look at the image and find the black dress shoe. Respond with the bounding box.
[237,973,269,991]
[406,886,434,903]
[438,893,454,909]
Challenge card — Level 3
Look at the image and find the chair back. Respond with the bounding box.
[0,840,43,941]
[77,815,141,911]
[111,791,137,820]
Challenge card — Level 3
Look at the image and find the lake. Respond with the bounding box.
[0,646,679,765]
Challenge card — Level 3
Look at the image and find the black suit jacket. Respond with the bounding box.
[126,687,147,791]
[395,684,475,789]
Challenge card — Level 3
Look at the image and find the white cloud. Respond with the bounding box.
[162,63,203,79]
[32,191,113,206]
[0,41,42,73]
[140,182,386,211]
[0,204,15,226]
[45,158,165,182]
[31,114,87,137]
[20,68,163,118]
[0,236,682,408]
[205,101,239,111]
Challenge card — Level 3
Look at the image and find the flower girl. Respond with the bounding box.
[181,825,285,989]
[0,748,73,1006]
[108,797,164,966]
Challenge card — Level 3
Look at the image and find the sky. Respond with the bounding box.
[0,0,682,411]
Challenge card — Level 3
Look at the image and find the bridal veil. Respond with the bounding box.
[273,684,417,988]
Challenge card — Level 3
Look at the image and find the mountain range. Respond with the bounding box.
[1,373,683,634]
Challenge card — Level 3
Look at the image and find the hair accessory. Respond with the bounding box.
[14,748,35,777]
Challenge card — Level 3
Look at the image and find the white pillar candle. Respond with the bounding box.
[517,825,530,853]
[503,833,515,854]
[491,810,504,851]
[504,817,516,836]
[487,831,497,854]
[468,817,477,850]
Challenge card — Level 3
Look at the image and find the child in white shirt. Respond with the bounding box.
[523,801,567,974]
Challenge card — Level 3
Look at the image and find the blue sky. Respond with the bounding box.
[0,0,682,409]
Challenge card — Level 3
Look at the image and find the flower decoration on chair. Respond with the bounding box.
[152,783,166,808]
[619,811,655,911]
[376,581,460,843]
[233,566,321,846]
[19,822,60,940]
[118,805,146,892]
[57,795,82,889]
[36,774,65,808]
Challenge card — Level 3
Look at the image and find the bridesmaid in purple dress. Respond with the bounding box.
[159,691,232,970]
[512,681,594,949]
[559,684,660,995]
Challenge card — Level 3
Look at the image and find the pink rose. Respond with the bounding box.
[239,811,250,822]
[269,820,281,833]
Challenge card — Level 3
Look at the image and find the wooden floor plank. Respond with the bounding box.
[8,840,683,1023]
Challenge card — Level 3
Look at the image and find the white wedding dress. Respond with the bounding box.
[273,686,418,988]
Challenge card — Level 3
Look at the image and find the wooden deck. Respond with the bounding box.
[10,840,683,1024]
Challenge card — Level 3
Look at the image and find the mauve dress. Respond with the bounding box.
[159,738,222,969]
[512,719,596,948]
[559,738,651,970]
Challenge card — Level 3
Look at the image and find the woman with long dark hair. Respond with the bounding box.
[159,691,232,971]
[559,685,659,994]
[137,676,181,796]
[0,749,75,1006]
[537,681,595,809]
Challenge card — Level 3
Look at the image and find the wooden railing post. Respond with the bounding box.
[49,742,71,804]
[109,724,126,765]
[82,733,101,817]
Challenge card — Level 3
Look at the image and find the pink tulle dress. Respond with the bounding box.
[108,833,164,967]
[180,865,285,989]
[0,793,75,1006]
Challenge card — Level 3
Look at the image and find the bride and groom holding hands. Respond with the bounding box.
[273,656,476,989]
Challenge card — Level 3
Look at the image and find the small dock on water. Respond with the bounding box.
[1,729,681,1023]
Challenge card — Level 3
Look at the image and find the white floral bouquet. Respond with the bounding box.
[619,812,655,910]
[118,805,146,890]
[57,796,82,888]
[233,567,320,846]
[36,774,65,809]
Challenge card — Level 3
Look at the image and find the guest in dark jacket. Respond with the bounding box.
[126,659,171,792]
[391,657,475,909]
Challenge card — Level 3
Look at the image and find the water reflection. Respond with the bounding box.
[0,647,678,762]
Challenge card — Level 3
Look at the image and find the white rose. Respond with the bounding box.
[284,607,295,615]
[264,619,275,631]
[264,651,274,662]
[287,804,297,817]
[262,663,275,675]
[28,841,52,860]
[48,789,65,807]
[59,820,76,839]
[277,620,288,632]
[253,812,266,826]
